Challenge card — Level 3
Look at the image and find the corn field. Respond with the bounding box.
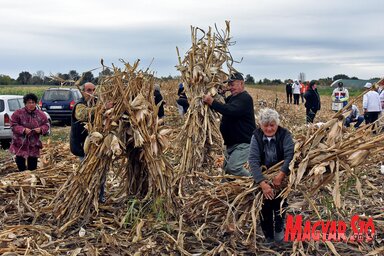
[0,23,383,256]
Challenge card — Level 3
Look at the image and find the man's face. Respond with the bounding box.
[260,121,278,137]
[228,80,244,96]
[83,83,95,101]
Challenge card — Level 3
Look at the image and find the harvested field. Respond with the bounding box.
[1,82,383,255]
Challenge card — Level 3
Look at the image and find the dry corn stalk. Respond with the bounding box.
[51,60,176,231]
[175,21,237,184]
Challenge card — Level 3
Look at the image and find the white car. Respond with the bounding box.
[0,95,51,148]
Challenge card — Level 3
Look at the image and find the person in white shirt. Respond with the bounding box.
[377,83,384,110]
[362,82,382,124]
[344,104,364,129]
[292,79,301,105]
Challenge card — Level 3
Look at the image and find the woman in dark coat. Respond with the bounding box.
[304,80,321,123]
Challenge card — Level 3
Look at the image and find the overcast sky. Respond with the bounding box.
[1,0,383,81]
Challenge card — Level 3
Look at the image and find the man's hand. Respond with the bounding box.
[272,171,286,189]
[202,95,214,106]
[260,180,274,200]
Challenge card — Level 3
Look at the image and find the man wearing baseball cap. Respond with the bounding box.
[203,72,256,177]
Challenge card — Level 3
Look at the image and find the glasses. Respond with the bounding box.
[26,101,36,105]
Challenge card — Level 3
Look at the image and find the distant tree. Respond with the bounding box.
[69,70,80,81]
[31,75,43,85]
[350,76,359,80]
[271,79,282,84]
[333,74,349,80]
[299,72,306,82]
[245,74,255,84]
[258,79,263,84]
[43,76,54,85]
[99,68,113,77]
[262,78,271,84]
[58,73,70,81]
[160,75,176,81]
[36,70,45,83]
[318,77,332,86]
[16,71,32,85]
[82,71,94,83]
[0,75,14,85]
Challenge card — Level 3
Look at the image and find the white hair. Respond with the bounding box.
[257,108,280,125]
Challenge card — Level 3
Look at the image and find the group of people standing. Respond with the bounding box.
[7,73,383,248]
[286,79,321,123]
[285,79,308,105]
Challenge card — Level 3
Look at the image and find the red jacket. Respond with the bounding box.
[10,107,49,158]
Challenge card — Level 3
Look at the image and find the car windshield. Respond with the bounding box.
[8,98,23,111]
[43,90,72,101]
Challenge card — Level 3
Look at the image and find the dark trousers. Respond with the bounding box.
[306,109,317,123]
[15,156,38,171]
[345,115,364,128]
[260,197,288,239]
[300,93,304,103]
[286,92,292,104]
[364,112,380,124]
[293,94,300,105]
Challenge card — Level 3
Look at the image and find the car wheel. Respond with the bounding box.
[0,139,11,149]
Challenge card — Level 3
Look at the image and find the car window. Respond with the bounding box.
[43,90,72,101]
[0,100,4,112]
[8,99,22,111]
[17,98,24,107]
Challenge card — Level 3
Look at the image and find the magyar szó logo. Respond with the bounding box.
[284,214,376,242]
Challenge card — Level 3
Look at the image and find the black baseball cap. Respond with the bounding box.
[224,72,244,83]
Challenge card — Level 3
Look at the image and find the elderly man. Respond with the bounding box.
[203,72,256,177]
[248,108,294,244]
[70,82,112,203]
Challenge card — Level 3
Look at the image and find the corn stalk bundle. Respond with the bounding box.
[288,115,384,199]
[179,113,384,254]
[52,60,175,232]
[175,21,238,179]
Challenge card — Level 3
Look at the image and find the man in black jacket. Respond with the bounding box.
[285,79,293,104]
[203,72,256,177]
[304,80,321,123]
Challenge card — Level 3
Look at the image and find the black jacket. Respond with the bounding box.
[286,83,293,94]
[154,90,164,118]
[304,89,321,111]
[70,98,88,157]
[250,126,294,183]
[211,91,256,146]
